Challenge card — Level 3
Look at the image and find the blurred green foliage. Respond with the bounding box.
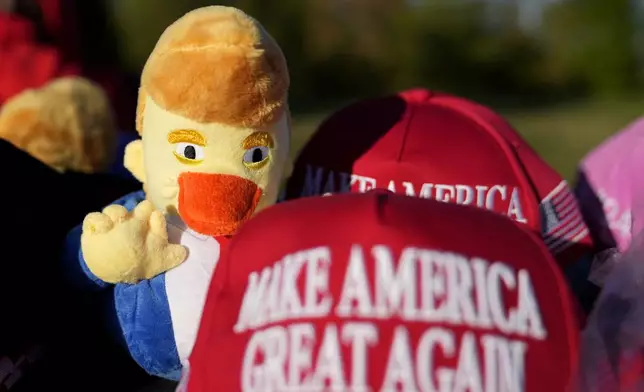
[104,0,222,72]
[541,0,638,98]
[66,1,643,181]
[97,0,641,109]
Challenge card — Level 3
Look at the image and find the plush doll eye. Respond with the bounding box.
[243,146,270,169]
[174,142,204,163]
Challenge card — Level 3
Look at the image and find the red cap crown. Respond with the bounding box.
[285,89,593,265]
[184,193,579,391]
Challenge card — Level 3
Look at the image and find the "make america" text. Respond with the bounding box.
[300,165,527,223]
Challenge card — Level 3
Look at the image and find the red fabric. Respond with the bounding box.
[0,13,35,43]
[182,192,580,391]
[285,88,593,267]
[0,2,132,128]
[35,0,133,128]
[0,9,78,102]
[36,0,80,62]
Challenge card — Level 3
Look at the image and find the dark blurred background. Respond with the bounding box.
[4,0,644,179]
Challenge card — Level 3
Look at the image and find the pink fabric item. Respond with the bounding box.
[576,116,644,252]
[578,231,644,391]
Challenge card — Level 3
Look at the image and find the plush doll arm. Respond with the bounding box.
[112,278,182,380]
[62,190,147,290]
[63,190,183,378]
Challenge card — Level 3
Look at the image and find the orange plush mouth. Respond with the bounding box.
[178,172,262,236]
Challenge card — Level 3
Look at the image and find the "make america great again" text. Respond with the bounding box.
[233,245,547,392]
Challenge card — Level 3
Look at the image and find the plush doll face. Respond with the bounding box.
[141,96,290,236]
[127,5,292,237]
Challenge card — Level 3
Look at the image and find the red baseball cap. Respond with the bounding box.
[181,192,580,392]
[284,88,593,266]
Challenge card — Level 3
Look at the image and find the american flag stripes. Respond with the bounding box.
[540,181,590,254]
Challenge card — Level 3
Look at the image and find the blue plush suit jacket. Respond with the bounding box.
[63,190,182,380]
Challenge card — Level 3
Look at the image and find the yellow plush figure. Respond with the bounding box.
[0,77,117,173]
[63,6,291,379]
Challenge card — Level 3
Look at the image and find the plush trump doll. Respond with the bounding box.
[63,6,292,380]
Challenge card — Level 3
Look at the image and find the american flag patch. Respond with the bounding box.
[540,181,589,254]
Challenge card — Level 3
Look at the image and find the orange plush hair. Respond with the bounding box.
[0,77,117,173]
[136,6,290,134]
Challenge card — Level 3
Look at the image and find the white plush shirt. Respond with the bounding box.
[164,216,221,366]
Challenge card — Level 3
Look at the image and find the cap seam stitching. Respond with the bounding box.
[429,98,540,226]
[396,101,416,162]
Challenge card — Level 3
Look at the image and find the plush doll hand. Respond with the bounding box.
[81,200,187,284]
